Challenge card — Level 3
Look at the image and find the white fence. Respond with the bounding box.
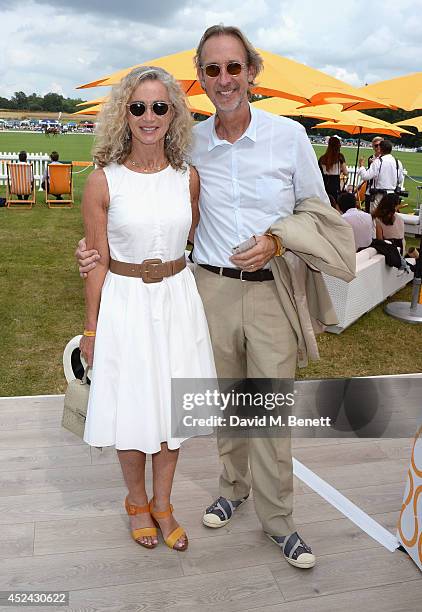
[0,152,50,189]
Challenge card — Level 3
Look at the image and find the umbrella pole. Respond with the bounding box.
[352,128,362,193]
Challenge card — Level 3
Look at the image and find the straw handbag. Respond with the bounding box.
[62,369,90,439]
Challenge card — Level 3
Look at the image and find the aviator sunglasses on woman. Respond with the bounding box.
[126,101,172,116]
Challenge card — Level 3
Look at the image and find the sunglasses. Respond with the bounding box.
[126,101,171,117]
[201,61,247,78]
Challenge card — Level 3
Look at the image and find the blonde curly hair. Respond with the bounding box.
[93,66,193,170]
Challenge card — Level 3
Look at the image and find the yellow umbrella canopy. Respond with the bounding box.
[77,49,203,95]
[354,72,422,111]
[76,48,388,109]
[313,113,412,137]
[72,105,102,115]
[186,94,215,115]
[256,50,388,108]
[252,99,410,134]
[252,98,347,121]
[76,96,108,107]
[394,116,422,132]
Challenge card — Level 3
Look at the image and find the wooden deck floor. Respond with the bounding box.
[0,395,421,611]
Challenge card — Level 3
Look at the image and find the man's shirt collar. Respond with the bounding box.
[208,103,257,151]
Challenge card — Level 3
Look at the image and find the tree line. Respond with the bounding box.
[0,91,86,114]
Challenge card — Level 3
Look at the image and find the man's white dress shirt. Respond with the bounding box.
[342,208,374,251]
[191,106,329,268]
[358,153,403,192]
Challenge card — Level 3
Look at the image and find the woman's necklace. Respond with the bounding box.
[128,157,168,173]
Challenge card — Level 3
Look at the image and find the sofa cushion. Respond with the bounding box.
[356,247,376,264]
[398,212,421,225]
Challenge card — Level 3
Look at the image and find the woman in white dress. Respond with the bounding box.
[79,66,216,552]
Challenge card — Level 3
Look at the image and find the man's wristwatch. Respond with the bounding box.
[265,232,285,257]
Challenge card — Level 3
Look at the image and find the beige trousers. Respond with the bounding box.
[195,265,298,536]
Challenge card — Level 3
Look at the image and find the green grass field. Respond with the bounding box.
[0,132,94,161]
[0,132,421,397]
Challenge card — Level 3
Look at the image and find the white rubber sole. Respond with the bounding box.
[265,533,316,569]
[284,554,316,569]
[202,513,231,528]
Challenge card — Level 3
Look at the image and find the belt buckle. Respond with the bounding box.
[141,258,163,283]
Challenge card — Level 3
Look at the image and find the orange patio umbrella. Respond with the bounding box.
[256,50,389,108]
[186,94,215,116]
[72,105,102,115]
[76,96,108,107]
[252,98,347,121]
[76,48,389,109]
[313,118,412,138]
[77,50,202,95]
[354,72,422,111]
[394,116,422,132]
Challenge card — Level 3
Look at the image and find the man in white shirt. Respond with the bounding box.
[337,192,373,251]
[188,25,338,570]
[363,136,383,213]
[358,140,404,212]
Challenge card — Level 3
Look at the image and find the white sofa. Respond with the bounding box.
[398,207,422,237]
[323,247,415,334]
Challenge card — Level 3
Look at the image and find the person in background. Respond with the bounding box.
[372,192,405,254]
[358,140,404,212]
[363,137,383,213]
[318,136,348,201]
[337,192,373,251]
[41,151,63,199]
[16,151,31,200]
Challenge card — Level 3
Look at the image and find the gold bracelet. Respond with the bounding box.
[83,330,96,337]
[265,232,285,257]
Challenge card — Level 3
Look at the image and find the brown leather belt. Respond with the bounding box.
[109,255,186,283]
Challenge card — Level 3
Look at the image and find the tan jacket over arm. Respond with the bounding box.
[269,197,356,367]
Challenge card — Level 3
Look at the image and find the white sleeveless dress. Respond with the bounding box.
[83,162,216,453]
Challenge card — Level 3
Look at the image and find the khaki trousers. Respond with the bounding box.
[195,265,298,536]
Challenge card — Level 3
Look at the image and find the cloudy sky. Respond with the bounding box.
[1,0,421,101]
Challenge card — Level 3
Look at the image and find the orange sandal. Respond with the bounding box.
[149,499,188,551]
[125,496,158,549]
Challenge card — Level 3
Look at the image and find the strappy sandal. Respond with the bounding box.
[149,499,188,551]
[124,496,158,549]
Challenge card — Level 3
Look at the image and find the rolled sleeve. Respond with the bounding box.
[358,159,379,182]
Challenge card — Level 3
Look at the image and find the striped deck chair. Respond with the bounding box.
[6,163,36,209]
[46,163,73,208]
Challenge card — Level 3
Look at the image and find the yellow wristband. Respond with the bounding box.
[83,330,96,337]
